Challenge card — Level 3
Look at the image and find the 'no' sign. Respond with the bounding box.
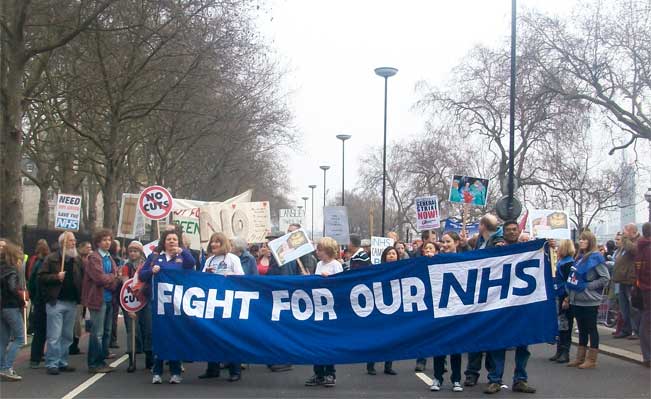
[138,185,173,220]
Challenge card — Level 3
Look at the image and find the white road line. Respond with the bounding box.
[61,354,128,399]
[415,371,433,386]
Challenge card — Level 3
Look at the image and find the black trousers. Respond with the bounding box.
[29,302,47,363]
[572,305,599,348]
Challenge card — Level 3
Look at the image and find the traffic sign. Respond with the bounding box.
[120,278,147,313]
[138,185,173,220]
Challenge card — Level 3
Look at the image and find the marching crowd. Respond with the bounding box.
[1,216,650,394]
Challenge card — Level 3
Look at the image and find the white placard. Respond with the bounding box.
[371,236,395,264]
[415,195,441,231]
[54,193,82,231]
[323,206,350,245]
[199,201,272,244]
[528,210,571,240]
[268,228,315,266]
[278,208,306,233]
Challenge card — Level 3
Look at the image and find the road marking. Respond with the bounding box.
[415,372,433,386]
[61,354,128,399]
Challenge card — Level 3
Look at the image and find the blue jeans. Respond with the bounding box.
[434,354,461,383]
[45,300,76,369]
[88,301,113,369]
[618,284,640,335]
[153,359,182,376]
[488,346,530,384]
[1,308,25,371]
[464,352,493,378]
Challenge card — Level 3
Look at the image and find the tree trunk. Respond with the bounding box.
[88,178,98,232]
[102,171,119,231]
[36,183,50,228]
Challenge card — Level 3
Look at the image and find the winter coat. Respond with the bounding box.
[81,251,119,311]
[567,252,610,307]
[38,251,83,305]
[613,236,639,285]
[1,260,24,309]
[635,237,651,291]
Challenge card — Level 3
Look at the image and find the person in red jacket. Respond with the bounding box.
[635,222,651,367]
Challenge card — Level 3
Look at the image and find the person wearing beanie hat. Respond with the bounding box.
[121,240,151,372]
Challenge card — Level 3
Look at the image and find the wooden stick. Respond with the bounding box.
[132,314,137,368]
[462,203,469,237]
[22,291,28,344]
[60,232,68,272]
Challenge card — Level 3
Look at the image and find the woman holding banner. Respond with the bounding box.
[366,246,399,376]
[431,232,464,392]
[140,230,196,384]
[198,233,244,382]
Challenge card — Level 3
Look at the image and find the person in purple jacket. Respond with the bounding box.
[139,230,195,384]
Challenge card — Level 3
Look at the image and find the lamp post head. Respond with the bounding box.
[645,187,651,204]
[309,184,317,189]
[336,134,352,141]
[374,67,398,78]
[302,196,309,201]
[320,165,330,171]
[297,205,303,210]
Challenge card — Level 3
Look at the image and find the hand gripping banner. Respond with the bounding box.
[152,240,556,365]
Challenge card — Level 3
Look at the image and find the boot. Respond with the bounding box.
[145,351,153,370]
[548,343,562,361]
[567,346,587,367]
[578,348,598,369]
[556,330,571,363]
[69,337,81,355]
[556,349,570,363]
[127,353,136,373]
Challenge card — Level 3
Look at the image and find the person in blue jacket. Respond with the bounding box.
[549,239,575,364]
[139,230,195,385]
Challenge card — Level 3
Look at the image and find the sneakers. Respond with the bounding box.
[464,375,478,386]
[46,367,60,375]
[305,374,324,386]
[58,365,76,372]
[0,369,22,381]
[323,375,336,387]
[484,382,502,394]
[89,366,114,374]
[453,382,464,392]
[384,368,397,375]
[430,379,441,391]
[169,374,182,384]
[152,374,162,384]
[512,381,536,393]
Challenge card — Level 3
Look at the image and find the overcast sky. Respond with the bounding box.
[256,0,593,229]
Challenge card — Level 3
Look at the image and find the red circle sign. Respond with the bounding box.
[138,185,173,220]
[120,278,147,313]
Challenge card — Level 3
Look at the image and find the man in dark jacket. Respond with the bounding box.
[38,232,83,375]
[613,224,640,338]
[635,222,651,366]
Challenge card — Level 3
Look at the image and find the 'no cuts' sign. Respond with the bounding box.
[120,278,147,313]
[138,185,173,220]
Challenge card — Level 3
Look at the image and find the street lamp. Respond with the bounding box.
[320,165,330,236]
[336,134,352,206]
[645,187,651,222]
[374,66,398,237]
[308,185,317,240]
[301,196,309,225]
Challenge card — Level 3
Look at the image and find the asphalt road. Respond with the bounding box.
[2,325,650,399]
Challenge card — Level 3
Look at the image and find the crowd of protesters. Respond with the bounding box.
[1,216,649,393]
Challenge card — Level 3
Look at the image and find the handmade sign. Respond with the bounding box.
[371,236,395,264]
[54,193,82,231]
[415,196,441,231]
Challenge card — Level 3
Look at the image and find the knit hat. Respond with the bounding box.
[128,240,144,252]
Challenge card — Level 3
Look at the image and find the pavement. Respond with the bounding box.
[1,318,650,399]
[572,324,645,364]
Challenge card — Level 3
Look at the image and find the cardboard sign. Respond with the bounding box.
[278,208,306,234]
[118,194,147,239]
[120,278,147,313]
[268,228,315,266]
[139,186,173,220]
[371,236,395,264]
[415,195,441,231]
[54,193,82,231]
[199,201,271,244]
[449,175,489,207]
[528,210,571,239]
[323,206,350,245]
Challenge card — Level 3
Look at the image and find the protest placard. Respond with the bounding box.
[371,236,395,264]
[199,201,271,244]
[449,175,489,207]
[278,208,306,233]
[118,194,147,239]
[528,210,571,239]
[54,193,82,231]
[172,207,201,250]
[415,195,441,231]
[138,186,173,220]
[268,228,315,266]
[323,206,350,245]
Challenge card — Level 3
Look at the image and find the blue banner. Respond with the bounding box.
[444,218,480,236]
[152,240,556,365]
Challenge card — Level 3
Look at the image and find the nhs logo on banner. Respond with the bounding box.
[428,249,547,318]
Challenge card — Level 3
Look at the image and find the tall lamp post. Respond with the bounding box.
[335,134,352,206]
[320,165,330,236]
[308,185,317,240]
[301,196,309,226]
[645,187,651,222]
[374,66,398,237]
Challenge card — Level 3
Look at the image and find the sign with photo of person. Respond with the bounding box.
[268,228,315,266]
[448,175,489,207]
[528,209,571,239]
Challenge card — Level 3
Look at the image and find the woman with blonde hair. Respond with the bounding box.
[565,231,610,369]
[550,239,575,364]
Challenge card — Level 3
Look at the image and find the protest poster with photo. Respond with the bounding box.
[323,206,350,245]
[278,208,306,233]
[199,201,271,244]
[371,236,395,264]
[528,210,571,239]
[268,228,315,266]
[54,193,82,231]
[448,175,489,207]
[415,195,441,231]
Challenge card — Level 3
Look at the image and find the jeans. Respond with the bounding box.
[87,301,113,369]
[618,284,640,335]
[45,300,76,369]
[367,361,393,371]
[153,358,182,376]
[29,302,47,363]
[123,303,152,353]
[488,346,530,384]
[313,365,336,378]
[205,362,241,377]
[572,305,599,348]
[1,308,25,371]
[639,290,651,362]
[464,352,493,378]
[434,354,461,383]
